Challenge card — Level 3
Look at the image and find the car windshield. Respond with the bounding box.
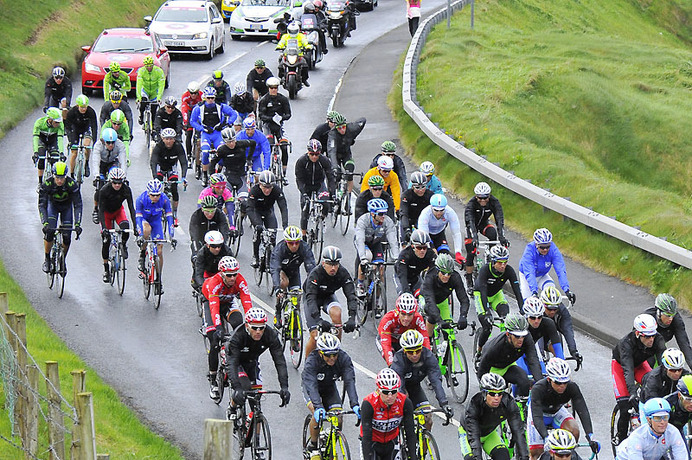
[241,0,290,7]
[155,7,209,22]
[93,35,154,53]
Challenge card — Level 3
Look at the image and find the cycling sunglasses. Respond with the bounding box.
[202,207,217,212]
[476,195,490,200]
[249,325,266,331]
[321,351,338,358]
[380,389,398,396]
[486,391,503,397]
[404,347,423,355]
[537,244,551,250]
[552,452,573,459]
[209,244,223,249]
[370,186,383,191]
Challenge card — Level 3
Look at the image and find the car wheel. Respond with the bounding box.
[206,38,215,60]
[231,34,241,41]
[82,87,92,96]
[216,33,226,54]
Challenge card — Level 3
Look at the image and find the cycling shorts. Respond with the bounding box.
[527,404,573,449]
[45,201,74,243]
[102,207,128,230]
[611,359,651,399]
[474,290,508,315]
[306,294,341,329]
[302,382,342,410]
[403,382,429,408]
[201,131,223,164]
[235,363,263,391]
[519,272,556,301]
[480,428,510,457]
[142,215,166,240]
[67,127,93,146]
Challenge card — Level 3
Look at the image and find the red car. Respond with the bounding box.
[81,28,171,96]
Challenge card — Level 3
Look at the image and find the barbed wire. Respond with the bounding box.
[0,319,20,434]
[0,431,69,460]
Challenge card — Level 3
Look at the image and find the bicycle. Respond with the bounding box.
[71,134,88,186]
[277,288,304,369]
[400,405,449,460]
[609,404,640,457]
[253,228,277,293]
[228,179,249,257]
[107,228,133,296]
[269,136,291,186]
[140,238,176,310]
[432,321,471,404]
[301,408,356,460]
[355,250,394,328]
[471,313,506,373]
[45,226,76,299]
[140,98,158,152]
[38,149,64,182]
[305,192,333,260]
[161,178,187,226]
[330,171,363,236]
[227,389,281,460]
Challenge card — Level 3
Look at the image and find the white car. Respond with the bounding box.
[229,0,297,40]
[146,1,227,59]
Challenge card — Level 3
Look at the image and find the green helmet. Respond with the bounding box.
[254,59,265,67]
[143,56,154,66]
[655,293,678,316]
[109,62,121,72]
[504,313,529,336]
[76,94,89,107]
[332,113,346,126]
[327,111,341,122]
[435,253,455,274]
[381,141,396,153]
[110,109,125,124]
[52,161,68,177]
[368,175,385,187]
[46,107,62,122]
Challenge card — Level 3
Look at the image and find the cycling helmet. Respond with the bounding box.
[205,230,225,245]
[146,179,163,195]
[243,117,256,129]
[399,329,424,350]
[533,228,553,245]
[142,56,155,66]
[479,372,506,392]
[212,70,224,80]
[489,245,509,262]
[381,141,396,153]
[545,357,572,383]
[258,170,275,185]
[46,107,62,122]
[101,127,118,142]
[655,293,678,316]
[677,375,692,397]
[218,256,240,273]
[420,161,435,175]
[221,127,236,143]
[642,397,671,417]
[110,109,125,124]
[203,87,217,98]
[283,225,302,242]
[254,59,266,67]
[307,139,322,153]
[634,313,658,336]
[662,348,685,370]
[75,94,89,107]
[429,194,447,210]
[108,167,126,182]
[316,332,341,353]
[367,175,385,187]
[234,81,246,94]
[332,113,346,126]
[160,128,177,139]
[474,182,492,196]
[109,62,121,72]
[245,307,268,324]
[303,1,316,12]
[109,90,123,103]
[163,96,177,107]
[321,246,342,263]
[395,293,418,314]
[52,162,68,177]
[540,286,562,308]
[435,253,455,274]
[326,111,341,122]
[287,22,300,34]
[377,155,394,171]
[523,297,545,317]
[52,66,65,78]
[410,171,428,186]
[314,0,323,8]
[233,117,243,126]
[409,229,429,246]
[266,77,281,88]
[200,195,218,209]
[367,198,388,214]
[187,81,200,93]
[209,172,227,186]
[375,368,401,391]
[545,429,577,452]
[504,313,529,336]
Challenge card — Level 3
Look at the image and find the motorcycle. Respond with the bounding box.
[327,0,358,48]
[301,13,324,69]
[278,39,304,99]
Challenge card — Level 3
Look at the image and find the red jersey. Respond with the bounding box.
[181,90,203,125]
[361,391,408,443]
[377,310,430,365]
[202,272,252,333]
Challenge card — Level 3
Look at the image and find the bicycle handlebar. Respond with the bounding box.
[413,406,451,425]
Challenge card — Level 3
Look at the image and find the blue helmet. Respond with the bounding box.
[367,198,388,214]
[146,179,164,195]
[430,194,447,210]
[101,127,118,142]
[243,117,256,129]
[202,87,217,98]
[642,398,671,417]
[533,228,553,245]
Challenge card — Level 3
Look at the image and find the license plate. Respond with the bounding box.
[166,41,185,46]
[249,24,263,31]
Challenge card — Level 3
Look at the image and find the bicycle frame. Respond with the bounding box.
[280,288,304,368]
[72,134,87,185]
[473,240,501,274]
[232,390,281,459]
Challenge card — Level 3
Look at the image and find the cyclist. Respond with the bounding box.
[193,230,233,292]
[153,96,183,143]
[64,94,97,178]
[32,107,65,185]
[230,82,254,121]
[465,372,528,460]
[258,77,292,183]
[615,397,686,460]
[246,59,275,102]
[665,375,692,444]
[295,139,336,237]
[91,128,127,223]
[302,333,360,460]
[612,313,666,445]
[275,22,312,86]
[540,286,582,364]
[236,117,271,173]
[393,229,434,296]
[642,293,692,370]
[327,113,366,196]
[135,179,176,278]
[224,307,291,411]
[310,111,340,149]
[417,194,466,265]
[43,66,72,113]
[102,62,131,100]
[474,245,524,354]
[270,225,316,328]
[418,161,443,194]
[198,173,234,220]
[95,167,136,283]
[99,90,134,139]
[519,228,576,305]
[247,170,289,268]
[354,175,395,223]
[38,162,83,273]
[360,368,416,460]
[528,358,599,459]
[181,81,203,177]
[101,109,131,165]
[377,293,430,365]
[477,313,542,400]
[419,253,470,339]
[539,429,582,460]
[390,329,454,430]
[523,297,565,368]
[463,181,508,288]
[370,141,407,190]
[150,128,188,226]
[361,156,401,212]
[189,87,239,186]
[399,171,433,243]
[207,70,232,105]
[135,55,165,126]
[189,195,230,258]
[354,198,399,300]
[303,246,359,358]
[203,257,254,402]
[639,347,687,402]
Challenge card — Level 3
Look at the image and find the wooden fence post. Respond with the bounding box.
[75,392,96,460]
[203,419,234,460]
[0,292,8,317]
[96,455,110,459]
[4,311,19,434]
[46,361,66,460]
[71,371,86,460]
[4,311,17,356]
[25,365,40,459]
[13,314,28,446]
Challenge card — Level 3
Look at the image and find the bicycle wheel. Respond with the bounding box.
[251,413,272,460]
[472,329,482,375]
[232,407,248,460]
[154,258,163,310]
[371,279,386,327]
[301,415,313,457]
[327,430,351,460]
[215,363,226,405]
[330,194,339,228]
[142,249,152,300]
[610,403,637,457]
[263,249,273,295]
[355,298,368,327]
[74,152,84,185]
[420,430,441,460]
[339,193,351,236]
[56,249,66,299]
[47,246,56,289]
[109,244,117,287]
[116,244,126,295]
[289,307,304,369]
[316,218,325,260]
[447,342,469,404]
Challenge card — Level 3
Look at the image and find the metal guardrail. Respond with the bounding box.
[401,2,692,270]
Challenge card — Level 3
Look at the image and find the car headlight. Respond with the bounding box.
[85,63,101,73]
[192,32,209,39]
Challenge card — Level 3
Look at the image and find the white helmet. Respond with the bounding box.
[204,230,225,245]
[545,357,571,383]
[633,313,658,336]
[377,155,394,171]
[420,161,435,175]
[399,329,425,350]
[316,332,341,353]
[661,348,685,370]
[266,77,281,88]
[287,22,300,34]
[474,182,491,196]
[187,81,200,93]
[523,297,545,317]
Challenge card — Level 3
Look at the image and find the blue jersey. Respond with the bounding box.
[237,129,271,171]
[519,242,569,293]
[616,423,686,460]
[135,191,174,238]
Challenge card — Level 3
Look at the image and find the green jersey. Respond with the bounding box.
[136,65,165,102]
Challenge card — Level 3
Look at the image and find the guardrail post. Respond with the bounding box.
[203,419,234,460]
[46,361,66,460]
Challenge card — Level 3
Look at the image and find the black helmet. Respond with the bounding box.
[321,246,342,263]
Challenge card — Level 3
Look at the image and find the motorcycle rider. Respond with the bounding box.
[302,1,329,55]
[275,21,312,87]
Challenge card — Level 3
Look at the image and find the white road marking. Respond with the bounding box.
[196,42,269,86]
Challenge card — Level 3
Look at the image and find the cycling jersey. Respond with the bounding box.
[664,392,692,440]
[210,140,256,177]
[153,106,184,139]
[181,90,203,127]
[33,116,65,153]
[302,349,358,409]
[258,92,291,132]
[391,347,447,406]
[134,191,174,238]
[465,391,528,460]
[93,139,126,168]
[474,263,523,311]
[64,106,98,144]
[529,378,593,439]
[393,245,435,295]
[399,187,433,235]
[188,208,230,250]
[612,331,666,397]
[198,187,234,217]
[478,333,543,382]
[101,119,131,143]
[417,205,463,252]
[190,102,239,165]
[236,129,271,171]
[361,391,416,458]
[544,304,579,355]
[202,272,252,333]
[96,181,135,225]
[230,92,254,118]
[377,310,430,365]
[354,190,395,223]
[194,245,232,288]
[135,66,165,102]
[102,70,131,99]
[303,264,359,329]
[269,240,316,290]
[246,67,275,98]
[150,141,187,178]
[518,242,570,295]
[100,101,134,134]
[38,176,83,227]
[643,306,692,370]
[361,168,401,211]
[354,214,399,262]
[327,118,366,167]
[310,122,331,151]
[44,75,72,109]
[615,422,686,459]
[419,267,469,324]
[527,316,564,360]
[640,365,688,402]
[464,195,505,240]
[295,153,336,194]
[370,154,407,189]
[247,184,288,228]
[207,80,232,105]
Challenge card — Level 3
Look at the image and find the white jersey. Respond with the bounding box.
[616,423,686,460]
[417,205,462,252]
